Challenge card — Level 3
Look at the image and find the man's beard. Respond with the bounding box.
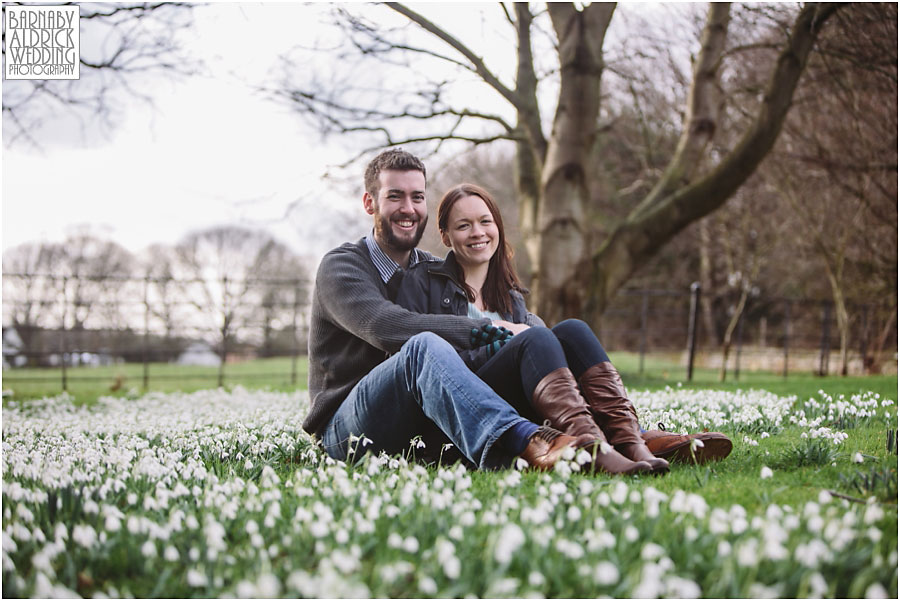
[374,210,428,252]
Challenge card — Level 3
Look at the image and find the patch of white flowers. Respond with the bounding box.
[1,387,896,598]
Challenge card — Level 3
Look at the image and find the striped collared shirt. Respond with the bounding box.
[365,232,426,283]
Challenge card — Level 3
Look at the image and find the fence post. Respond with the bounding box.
[859,304,870,374]
[686,282,701,381]
[783,299,792,378]
[142,277,150,391]
[60,275,68,393]
[735,304,745,381]
[639,291,649,375]
[291,280,301,387]
[819,301,832,376]
[218,276,227,388]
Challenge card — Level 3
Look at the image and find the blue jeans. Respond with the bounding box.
[321,332,531,470]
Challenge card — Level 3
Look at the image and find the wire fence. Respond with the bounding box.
[2,272,896,394]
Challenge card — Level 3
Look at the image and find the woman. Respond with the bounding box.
[395,183,668,475]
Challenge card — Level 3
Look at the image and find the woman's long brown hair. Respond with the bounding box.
[437,183,525,316]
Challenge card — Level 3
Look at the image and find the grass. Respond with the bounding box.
[2,381,897,598]
[3,351,895,403]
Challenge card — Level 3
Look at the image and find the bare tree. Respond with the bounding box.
[172,225,307,367]
[2,241,67,363]
[2,2,199,148]
[764,2,897,375]
[271,2,840,324]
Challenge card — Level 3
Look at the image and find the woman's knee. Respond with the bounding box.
[517,325,559,346]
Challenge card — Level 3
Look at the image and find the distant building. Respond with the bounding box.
[175,342,221,367]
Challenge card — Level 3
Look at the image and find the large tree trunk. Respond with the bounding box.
[530,3,615,322]
[585,3,839,318]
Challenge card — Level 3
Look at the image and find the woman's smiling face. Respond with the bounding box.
[441,194,500,270]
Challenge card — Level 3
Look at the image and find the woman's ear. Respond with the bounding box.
[440,230,452,248]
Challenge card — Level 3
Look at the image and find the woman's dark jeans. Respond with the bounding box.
[475,318,610,421]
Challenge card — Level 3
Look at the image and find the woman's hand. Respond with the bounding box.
[492,320,530,335]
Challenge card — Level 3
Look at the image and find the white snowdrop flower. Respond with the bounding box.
[566,506,582,522]
[594,561,619,586]
[640,542,665,560]
[818,490,833,505]
[515,457,530,471]
[575,449,592,465]
[864,503,885,525]
[185,514,199,530]
[808,572,828,598]
[665,575,701,599]
[487,578,520,597]
[245,520,259,535]
[189,547,200,562]
[717,540,731,556]
[853,452,864,463]
[2,532,17,554]
[736,539,758,567]
[309,521,329,538]
[529,571,546,587]
[256,573,281,597]
[684,526,698,542]
[418,576,437,595]
[402,536,419,553]
[104,514,121,532]
[127,493,138,505]
[335,529,349,544]
[495,523,526,565]
[449,525,463,541]
[624,525,639,542]
[611,481,629,505]
[387,532,403,549]
[599,441,613,455]
[164,546,179,562]
[760,466,774,479]
[186,568,207,587]
[864,583,889,598]
[236,580,255,598]
[749,582,783,598]
[867,527,882,543]
[554,459,573,477]
[690,437,704,450]
[760,432,770,438]
[141,540,157,558]
[72,524,97,548]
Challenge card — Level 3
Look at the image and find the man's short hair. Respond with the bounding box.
[364,148,427,200]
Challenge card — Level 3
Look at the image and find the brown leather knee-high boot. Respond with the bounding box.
[578,362,670,474]
[531,367,651,476]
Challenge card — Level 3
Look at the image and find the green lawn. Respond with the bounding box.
[2,354,897,598]
[3,352,895,403]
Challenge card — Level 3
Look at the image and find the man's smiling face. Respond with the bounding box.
[364,169,428,262]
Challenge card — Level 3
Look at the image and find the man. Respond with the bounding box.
[302,148,579,471]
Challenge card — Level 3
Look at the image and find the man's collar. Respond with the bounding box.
[365,231,423,283]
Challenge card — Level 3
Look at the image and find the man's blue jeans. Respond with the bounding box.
[321,332,531,470]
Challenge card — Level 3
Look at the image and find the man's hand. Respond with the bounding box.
[492,320,530,335]
[470,323,515,357]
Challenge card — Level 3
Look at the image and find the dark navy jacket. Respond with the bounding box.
[395,251,545,370]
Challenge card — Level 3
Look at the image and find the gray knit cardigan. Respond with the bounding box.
[302,238,488,437]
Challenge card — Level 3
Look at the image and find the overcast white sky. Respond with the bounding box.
[2,3,375,261]
[2,2,679,263]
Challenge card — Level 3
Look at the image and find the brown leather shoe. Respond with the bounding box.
[641,424,732,464]
[532,368,653,475]
[518,425,578,471]
[578,363,669,474]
